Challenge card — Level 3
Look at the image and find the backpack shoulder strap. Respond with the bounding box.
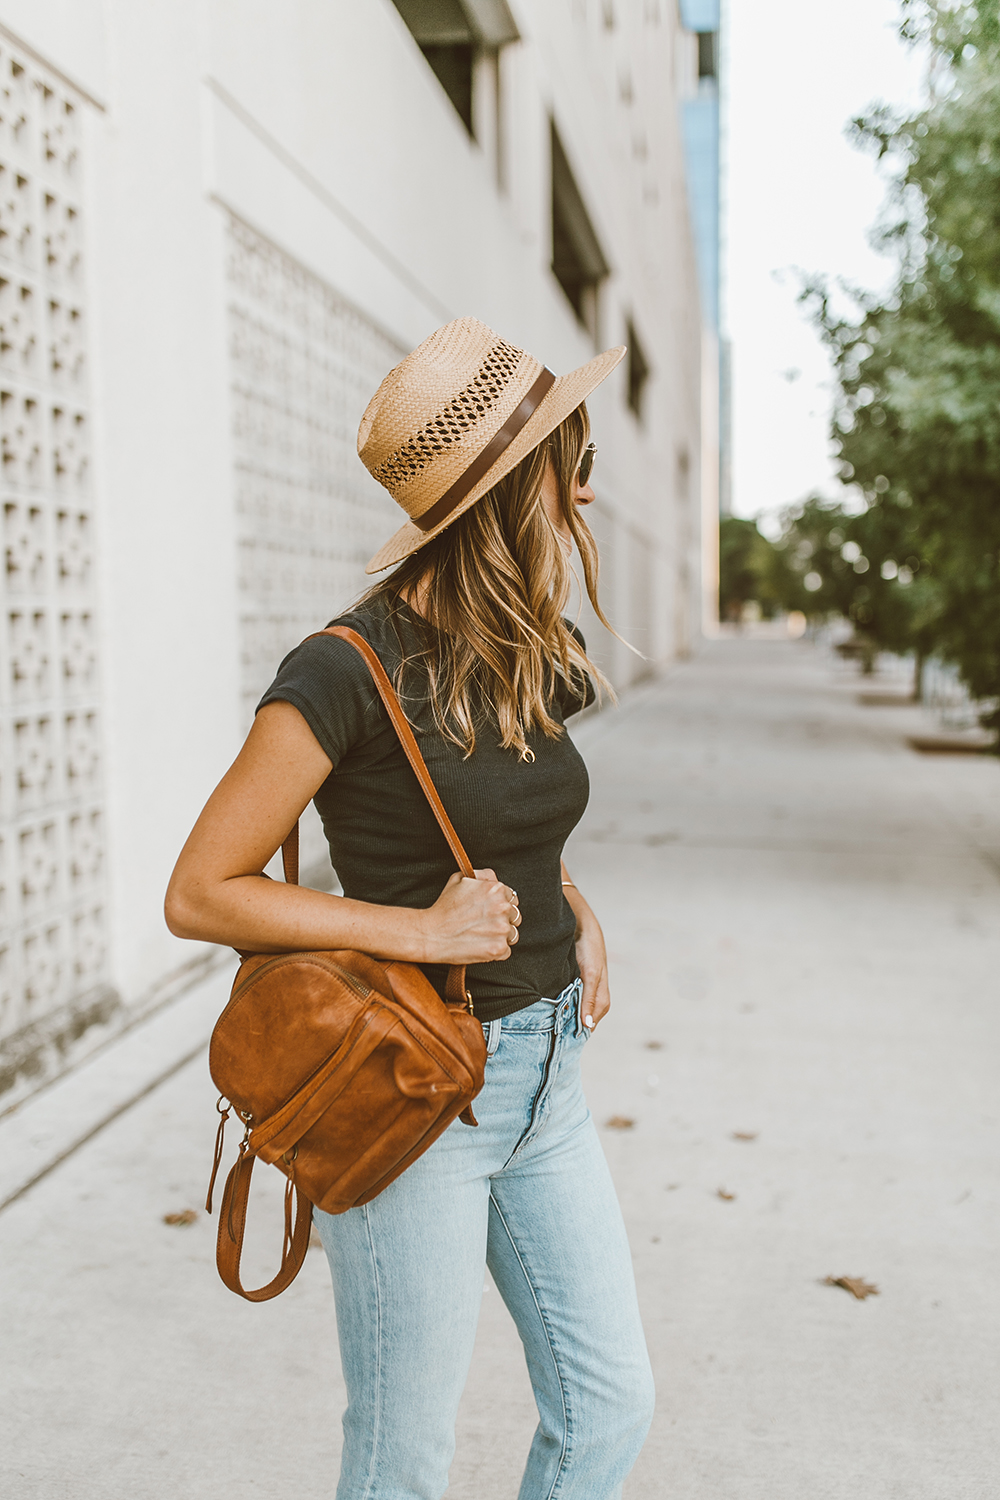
[279,624,475,1008]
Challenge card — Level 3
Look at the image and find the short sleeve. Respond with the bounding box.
[256,627,383,770]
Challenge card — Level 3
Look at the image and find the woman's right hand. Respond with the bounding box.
[420,869,521,965]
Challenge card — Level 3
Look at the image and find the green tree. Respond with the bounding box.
[718,516,794,621]
[801,0,1000,738]
[771,495,939,678]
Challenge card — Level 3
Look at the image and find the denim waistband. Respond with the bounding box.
[482,978,582,1055]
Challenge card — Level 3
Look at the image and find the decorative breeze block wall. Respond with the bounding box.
[0,42,112,1106]
[225,214,405,877]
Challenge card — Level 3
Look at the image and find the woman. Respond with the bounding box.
[166,318,654,1499]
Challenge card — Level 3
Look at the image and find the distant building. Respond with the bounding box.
[0,1,704,1109]
[680,0,721,331]
[680,0,729,524]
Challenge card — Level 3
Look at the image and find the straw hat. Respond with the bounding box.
[360,316,625,573]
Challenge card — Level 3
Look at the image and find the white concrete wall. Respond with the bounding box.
[0,0,703,1107]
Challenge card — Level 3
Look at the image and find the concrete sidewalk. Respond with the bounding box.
[2,638,998,1498]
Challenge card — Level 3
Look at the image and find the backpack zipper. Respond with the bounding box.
[230,953,373,1006]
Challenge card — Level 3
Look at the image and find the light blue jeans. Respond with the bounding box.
[314,979,655,1500]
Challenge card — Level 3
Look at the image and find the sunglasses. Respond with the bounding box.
[578,442,597,487]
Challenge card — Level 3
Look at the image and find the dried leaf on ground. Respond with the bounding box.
[823,1275,879,1300]
[908,735,990,756]
[163,1209,197,1226]
[716,1187,736,1201]
[606,1115,635,1130]
[732,1131,758,1141]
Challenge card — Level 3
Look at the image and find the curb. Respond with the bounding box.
[0,963,235,1213]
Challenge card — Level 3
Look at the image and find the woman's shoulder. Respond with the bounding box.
[256,597,412,766]
[272,595,403,683]
[255,597,409,761]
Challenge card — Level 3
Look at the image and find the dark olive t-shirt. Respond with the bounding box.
[257,596,593,1023]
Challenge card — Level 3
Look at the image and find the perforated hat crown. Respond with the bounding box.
[359,317,626,573]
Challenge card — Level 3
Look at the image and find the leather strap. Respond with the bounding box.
[281,625,476,1010]
[320,628,475,878]
[216,1148,313,1301]
[412,367,556,533]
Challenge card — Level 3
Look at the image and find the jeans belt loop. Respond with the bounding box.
[484,1018,502,1057]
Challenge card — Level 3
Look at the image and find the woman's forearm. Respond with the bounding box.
[561,859,611,1025]
[166,873,433,962]
[165,687,521,969]
[560,860,597,937]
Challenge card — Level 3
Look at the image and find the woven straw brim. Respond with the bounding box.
[365,344,626,574]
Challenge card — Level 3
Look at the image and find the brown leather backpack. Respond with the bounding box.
[205,626,487,1302]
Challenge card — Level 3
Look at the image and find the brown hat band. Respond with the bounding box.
[412,367,556,533]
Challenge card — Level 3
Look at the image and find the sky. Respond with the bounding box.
[724,0,928,532]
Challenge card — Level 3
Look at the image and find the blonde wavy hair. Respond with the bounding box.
[362,402,615,759]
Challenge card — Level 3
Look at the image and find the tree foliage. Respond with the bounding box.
[799,0,1000,735]
[772,495,940,665]
[718,517,793,621]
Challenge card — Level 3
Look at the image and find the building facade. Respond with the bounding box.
[0,0,705,1110]
[679,0,726,622]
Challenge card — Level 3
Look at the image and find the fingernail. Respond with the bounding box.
[583,1016,594,1029]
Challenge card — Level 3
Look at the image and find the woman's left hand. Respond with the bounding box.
[574,905,611,1033]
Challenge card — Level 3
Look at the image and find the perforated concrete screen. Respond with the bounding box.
[0,39,111,1098]
[225,214,406,880]
[225,214,405,730]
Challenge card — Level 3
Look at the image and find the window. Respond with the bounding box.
[391,0,518,140]
[421,38,475,134]
[625,319,650,419]
[697,31,719,80]
[551,123,609,343]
